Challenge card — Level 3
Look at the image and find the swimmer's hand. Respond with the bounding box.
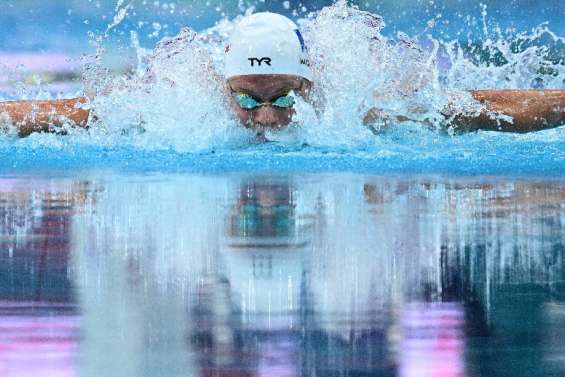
[362,108,426,133]
[0,97,90,137]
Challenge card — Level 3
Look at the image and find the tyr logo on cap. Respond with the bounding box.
[248,57,272,67]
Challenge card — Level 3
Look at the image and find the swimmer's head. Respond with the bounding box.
[225,12,312,80]
[224,12,312,132]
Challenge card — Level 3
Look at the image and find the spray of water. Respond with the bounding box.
[83,26,253,152]
[1,0,563,154]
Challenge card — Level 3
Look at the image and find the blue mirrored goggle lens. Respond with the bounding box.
[232,92,296,110]
[233,93,259,109]
[272,95,295,108]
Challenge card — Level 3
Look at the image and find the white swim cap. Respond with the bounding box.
[224,12,312,81]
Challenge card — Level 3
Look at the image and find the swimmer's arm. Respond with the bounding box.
[452,89,565,132]
[0,97,90,137]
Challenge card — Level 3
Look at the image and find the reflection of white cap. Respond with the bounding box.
[224,12,312,81]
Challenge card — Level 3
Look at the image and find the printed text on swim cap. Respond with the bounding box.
[248,57,272,67]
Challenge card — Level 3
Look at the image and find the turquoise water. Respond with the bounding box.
[1,126,563,175]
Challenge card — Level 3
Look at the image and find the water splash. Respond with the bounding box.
[82,0,563,149]
[0,0,563,172]
[81,25,253,152]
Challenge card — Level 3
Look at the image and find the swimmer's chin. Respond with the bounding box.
[248,124,293,142]
[260,125,304,144]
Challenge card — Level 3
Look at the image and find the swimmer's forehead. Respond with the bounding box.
[228,75,303,100]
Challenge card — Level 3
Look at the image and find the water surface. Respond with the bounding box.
[0,172,564,377]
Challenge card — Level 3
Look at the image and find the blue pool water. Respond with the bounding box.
[1,125,563,176]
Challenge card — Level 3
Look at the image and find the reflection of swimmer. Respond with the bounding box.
[0,12,564,137]
[229,181,296,239]
[222,179,310,321]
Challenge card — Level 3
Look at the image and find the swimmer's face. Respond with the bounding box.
[227,74,311,132]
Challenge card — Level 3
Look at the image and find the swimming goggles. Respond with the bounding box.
[231,90,296,110]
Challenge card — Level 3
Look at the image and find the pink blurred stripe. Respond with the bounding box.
[399,303,465,377]
[0,301,75,308]
[0,52,80,72]
[0,309,79,377]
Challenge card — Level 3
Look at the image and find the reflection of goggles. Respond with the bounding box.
[231,91,296,110]
[238,203,293,237]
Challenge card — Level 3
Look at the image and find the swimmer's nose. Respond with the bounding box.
[252,106,287,129]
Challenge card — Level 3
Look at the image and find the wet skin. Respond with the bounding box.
[226,74,311,133]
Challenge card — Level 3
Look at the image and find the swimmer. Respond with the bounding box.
[0,12,564,137]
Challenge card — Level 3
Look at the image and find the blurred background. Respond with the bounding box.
[2,0,564,52]
[1,0,564,94]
